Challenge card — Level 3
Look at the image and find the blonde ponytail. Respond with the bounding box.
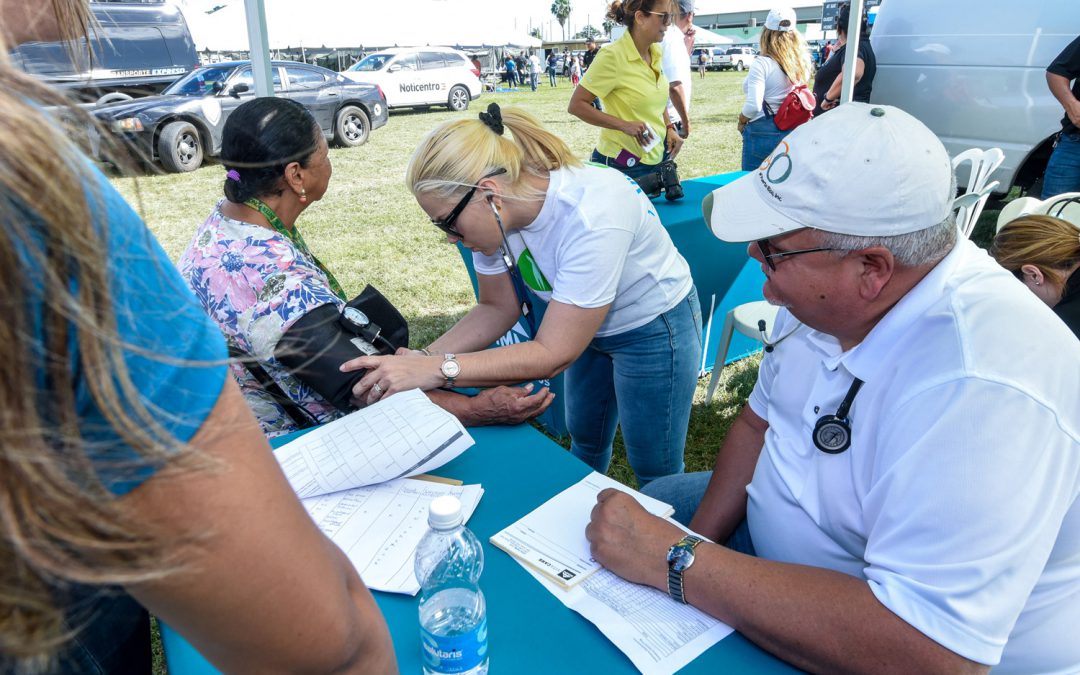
[407,105,580,201]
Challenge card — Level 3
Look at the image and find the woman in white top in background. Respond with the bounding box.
[736,6,812,170]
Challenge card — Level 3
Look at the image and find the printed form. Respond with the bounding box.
[525,565,733,675]
[274,388,474,498]
[303,478,483,595]
[490,472,673,587]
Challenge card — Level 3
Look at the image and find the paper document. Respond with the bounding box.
[490,472,674,587]
[274,389,474,498]
[524,564,733,675]
[303,478,484,595]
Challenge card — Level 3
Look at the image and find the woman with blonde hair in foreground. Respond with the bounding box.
[0,1,394,671]
[342,103,702,488]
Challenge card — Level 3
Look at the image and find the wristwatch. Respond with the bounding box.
[666,534,705,604]
[440,353,460,387]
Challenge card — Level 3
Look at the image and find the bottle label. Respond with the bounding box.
[420,618,488,674]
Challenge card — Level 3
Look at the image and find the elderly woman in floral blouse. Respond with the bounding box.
[178,97,551,437]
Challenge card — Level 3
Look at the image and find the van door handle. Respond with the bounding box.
[326,91,339,96]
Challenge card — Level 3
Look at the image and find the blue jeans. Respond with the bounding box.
[567,289,702,487]
[53,588,152,673]
[548,68,557,86]
[641,471,757,555]
[529,72,539,91]
[741,114,789,171]
[1042,131,1080,198]
[590,148,671,181]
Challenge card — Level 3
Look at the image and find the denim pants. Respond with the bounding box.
[566,289,702,487]
[529,72,539,91]
[641,471,757,555]
[548,68,557,86]
[741,114,790,171]
[52,588,152,674]
[1042,131,1080,198]
[590,148,670,181]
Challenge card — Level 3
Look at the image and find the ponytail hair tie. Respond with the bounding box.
[479,103,504,136]
[226,169,241,181]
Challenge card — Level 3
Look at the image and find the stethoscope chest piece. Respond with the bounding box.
[812,377,864,455]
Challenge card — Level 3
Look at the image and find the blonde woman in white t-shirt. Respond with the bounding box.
[737,6,811,170]
[342,103,702,488]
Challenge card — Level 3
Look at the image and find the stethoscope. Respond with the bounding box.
[488,198,538,335]
[759,317,864,454]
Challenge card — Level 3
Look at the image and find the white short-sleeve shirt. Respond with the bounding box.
[472,164,693,337]
[746,239,1080,672]
[661,25,692,125]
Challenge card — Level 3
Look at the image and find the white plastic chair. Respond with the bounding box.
[951,147,1004,238]
[704,300,779,404]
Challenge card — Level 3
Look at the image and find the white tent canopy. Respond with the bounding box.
[177,0,540,53]
[692,28,734,47]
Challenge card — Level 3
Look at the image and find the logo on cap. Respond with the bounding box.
[759,141,793,184]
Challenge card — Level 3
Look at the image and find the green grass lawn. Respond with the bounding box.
[111,70,759,488]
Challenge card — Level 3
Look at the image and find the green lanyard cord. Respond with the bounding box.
[244,197,346,301]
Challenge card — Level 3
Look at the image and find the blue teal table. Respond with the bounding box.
[453,172,767,437]
[162,424,798,674]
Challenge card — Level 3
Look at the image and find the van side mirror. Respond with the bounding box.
[388,64,401,73]
[229,82,250,97]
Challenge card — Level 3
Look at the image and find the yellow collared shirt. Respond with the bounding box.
[581,30,670,166]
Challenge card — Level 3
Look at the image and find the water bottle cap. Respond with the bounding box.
[428,495,464,530]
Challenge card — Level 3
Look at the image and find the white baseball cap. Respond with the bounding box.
[704,103,954,243]
[764,7,796,32]
[996,193,1080,233]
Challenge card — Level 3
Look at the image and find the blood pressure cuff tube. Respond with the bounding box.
[274,285,409,413]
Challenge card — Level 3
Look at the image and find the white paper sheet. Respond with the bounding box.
[302,478,484,595]
[524,565,733,675]
[490,472,674,587]
[274,389,474,498]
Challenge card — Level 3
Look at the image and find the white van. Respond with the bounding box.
[870,0,1079,195]
[341,47,481,112]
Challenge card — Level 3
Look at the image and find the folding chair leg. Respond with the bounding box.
[705,312,736,405]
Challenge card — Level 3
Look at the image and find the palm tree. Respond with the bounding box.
[551,0,572,40]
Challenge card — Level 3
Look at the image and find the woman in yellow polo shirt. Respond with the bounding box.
[568,0,684,179]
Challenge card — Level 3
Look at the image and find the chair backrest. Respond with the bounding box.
[951,147,1004,238]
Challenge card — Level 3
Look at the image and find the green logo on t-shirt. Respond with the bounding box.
[517,248,552,292]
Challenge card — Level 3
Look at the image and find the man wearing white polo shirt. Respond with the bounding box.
[586,103,1080,674]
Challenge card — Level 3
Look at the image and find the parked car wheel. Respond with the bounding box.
[334,105,370,147]
[157,120,203,173]
[735,61,746,72]
[448,85,470,112]
[95,92,132,106]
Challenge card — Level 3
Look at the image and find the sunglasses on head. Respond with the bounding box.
[430,168,508,237]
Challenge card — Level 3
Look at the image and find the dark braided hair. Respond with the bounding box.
[220,97,321,203]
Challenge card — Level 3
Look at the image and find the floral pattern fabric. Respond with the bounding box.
[178,202,344,437]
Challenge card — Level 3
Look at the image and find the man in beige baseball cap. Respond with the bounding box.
[586,103,1080,673]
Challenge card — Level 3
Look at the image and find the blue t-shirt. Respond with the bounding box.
[24,167,228,495]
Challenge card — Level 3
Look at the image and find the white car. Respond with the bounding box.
[341,47,481,112]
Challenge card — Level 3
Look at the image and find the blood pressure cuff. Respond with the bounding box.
[275,285,409,412]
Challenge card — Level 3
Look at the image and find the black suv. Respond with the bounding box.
[10,1,199,103]
[93,60,389,173]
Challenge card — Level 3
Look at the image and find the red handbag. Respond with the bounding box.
[767,84,816,131]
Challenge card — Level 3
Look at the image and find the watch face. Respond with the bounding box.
[441,359,461,378]
[667,545,695,572]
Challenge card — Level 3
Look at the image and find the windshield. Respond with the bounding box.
[164,65,235,96]
[349,53,392,72]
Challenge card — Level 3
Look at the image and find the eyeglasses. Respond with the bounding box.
[645,10,674,25]
[756,237,840,271]
[430,168,507,237]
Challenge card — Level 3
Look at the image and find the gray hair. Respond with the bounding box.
[817,213,958,267]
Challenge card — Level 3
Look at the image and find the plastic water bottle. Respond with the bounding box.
[414,495,489,675]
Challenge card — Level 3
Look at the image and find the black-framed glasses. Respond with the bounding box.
[646,10,674,25]
[756,238,840,271]
[430,168,507,237]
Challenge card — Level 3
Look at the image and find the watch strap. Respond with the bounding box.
[667,535,705,604]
